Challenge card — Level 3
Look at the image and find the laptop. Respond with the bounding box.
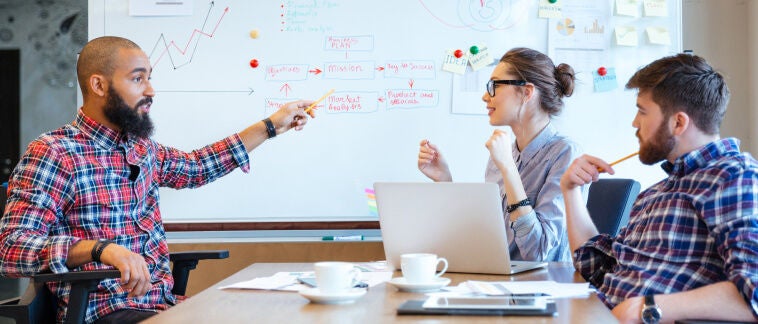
[374,182,547,275]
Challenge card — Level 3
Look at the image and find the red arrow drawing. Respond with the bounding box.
[376,66,385,71]
[309,68,322,75]
[378,97,385,103]
[409,79,415,89]
[280,83,291,96]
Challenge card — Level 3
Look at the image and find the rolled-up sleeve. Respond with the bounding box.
[157,134,250,189]
[511,141,583,261]
[0,140,79,276]
[573,234,617,288]
[701,167,758,317]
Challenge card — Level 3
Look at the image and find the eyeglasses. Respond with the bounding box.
[486,79,527,97]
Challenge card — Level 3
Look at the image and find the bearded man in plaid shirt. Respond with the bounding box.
[560,54,758,323]
[0,36,316,323]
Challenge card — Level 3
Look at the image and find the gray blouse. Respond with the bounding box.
[484,123,586,262]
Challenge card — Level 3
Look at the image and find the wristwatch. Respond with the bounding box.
[641,294,662,324]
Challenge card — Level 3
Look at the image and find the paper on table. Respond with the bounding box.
[219,271,393,292]
[463,280,593,298]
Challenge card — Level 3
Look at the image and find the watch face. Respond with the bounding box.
[642,306,662,323]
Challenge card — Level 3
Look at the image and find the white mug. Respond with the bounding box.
[400,253,448,284]
[313,261,361,294]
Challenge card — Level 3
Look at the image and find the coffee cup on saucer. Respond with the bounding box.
[400,253,448,284]
[313,261,361,295]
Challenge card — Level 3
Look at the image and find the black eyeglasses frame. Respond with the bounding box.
[486,79,527,97]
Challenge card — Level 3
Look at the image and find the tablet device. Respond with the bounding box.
[397,300,558,317]
[422,296,548,310]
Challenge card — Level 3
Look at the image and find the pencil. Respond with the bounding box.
[608,152,639,167]
[304,89,335,113]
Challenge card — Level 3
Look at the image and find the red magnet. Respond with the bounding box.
[250,59,260,68]
[597,66,607,76]
[453,49,464,58]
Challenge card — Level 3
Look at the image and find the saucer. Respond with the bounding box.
[387,277,451,293]
[299,287,367,304]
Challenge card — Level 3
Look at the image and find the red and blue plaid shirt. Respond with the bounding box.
[0,110,249,323]
[574,138,758,318]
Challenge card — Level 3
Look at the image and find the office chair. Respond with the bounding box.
[0,184,229,323]
[585,178,641,236]
[0,250,228,324]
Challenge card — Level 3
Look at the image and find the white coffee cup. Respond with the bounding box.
[313,261,361,294]
[400,253,448,284]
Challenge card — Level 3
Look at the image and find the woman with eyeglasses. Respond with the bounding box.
[417,47,582,262]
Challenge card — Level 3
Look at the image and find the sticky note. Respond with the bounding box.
[615,26,638,47]
[615,0,638,17]
[442,50,468,75]
[468,45,493,71]
[643,0,667,17]
[593,68,618,92]
[538,0,562,19]
[646,27,671,45]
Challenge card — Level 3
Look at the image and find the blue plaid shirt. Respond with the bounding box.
[0,110,250,323]
[574,138,758,318]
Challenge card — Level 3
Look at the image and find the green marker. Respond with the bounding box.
[322,235,364,241]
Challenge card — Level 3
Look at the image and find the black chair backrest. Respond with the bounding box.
[586,178,641,236]
[1,182,6,216]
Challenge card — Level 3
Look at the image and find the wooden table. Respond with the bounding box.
[144,262,617,323]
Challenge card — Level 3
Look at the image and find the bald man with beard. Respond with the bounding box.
[0,36,316,323]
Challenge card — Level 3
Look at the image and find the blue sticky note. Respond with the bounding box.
[593,68,618,92]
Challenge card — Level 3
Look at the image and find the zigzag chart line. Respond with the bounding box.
[148,2,229,70]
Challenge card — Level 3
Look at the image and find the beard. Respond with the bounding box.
[103,87,154,139]
[638,119,675,165]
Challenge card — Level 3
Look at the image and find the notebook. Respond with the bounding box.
[374,182,547,275]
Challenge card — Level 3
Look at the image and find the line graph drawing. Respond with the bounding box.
[147,1,229,70]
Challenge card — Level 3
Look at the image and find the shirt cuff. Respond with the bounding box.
[228,134,250,173]
[510,210,538,237]
[48,236,82,274]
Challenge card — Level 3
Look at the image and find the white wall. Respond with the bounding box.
[750,0,758,154]
[683,0,754,154]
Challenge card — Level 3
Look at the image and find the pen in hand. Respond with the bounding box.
[597,152,639,172]
[305,89,335,113]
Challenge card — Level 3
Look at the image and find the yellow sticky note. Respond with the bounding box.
[646,27,671,45]
[538,0,562,19]
[615,26,638,47]
[615,0,638,17]
[643,0,667,17]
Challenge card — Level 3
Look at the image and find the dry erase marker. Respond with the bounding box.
[322,235,364,241]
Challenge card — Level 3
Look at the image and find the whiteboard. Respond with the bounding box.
[88,0,681,222]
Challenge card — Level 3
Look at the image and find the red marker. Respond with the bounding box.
[250,59,259,68]
[597,66,607,76]
[454,49,464,58]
